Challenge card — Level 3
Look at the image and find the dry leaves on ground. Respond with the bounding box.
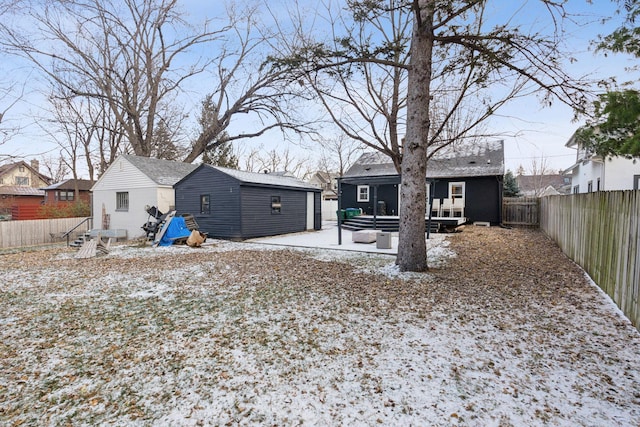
[0,227,639,426]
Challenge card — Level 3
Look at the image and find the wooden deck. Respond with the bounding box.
[340,215,466,232]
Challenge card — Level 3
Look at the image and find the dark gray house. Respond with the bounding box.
[340,140,505,225]
[174,164,321,239]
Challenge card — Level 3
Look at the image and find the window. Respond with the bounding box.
[116,192,129,211]
[57,191,74,201]
[200,194,210,214]
[587,181,593,193]
[19,166,25,172]
[449,182,465,199]
[271,196,282,214]
[357,185,369,202]
[573,185,579,194]
[15,176,29,186]
[597,178,601,191]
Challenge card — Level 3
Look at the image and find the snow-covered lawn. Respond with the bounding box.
[1,227,639,426]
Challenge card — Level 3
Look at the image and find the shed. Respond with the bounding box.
[174,164,322,240]
[91,155,197,239]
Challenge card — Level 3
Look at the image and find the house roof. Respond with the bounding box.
[344,140,505,179]
[0,160,52,185]
[516,174,567,194]
[122,155,198,186]
[196,164,320,191]
[0,185,45,196]
[42,179,94,191]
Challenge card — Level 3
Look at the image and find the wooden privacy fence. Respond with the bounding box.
[503,197,540,227]
[0,217,90,249]
[540,191,640,329]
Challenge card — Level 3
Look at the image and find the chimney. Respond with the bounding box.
[30,159,40,172]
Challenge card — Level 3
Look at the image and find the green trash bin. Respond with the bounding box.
[337,209,346,220]
[345,208,359,219]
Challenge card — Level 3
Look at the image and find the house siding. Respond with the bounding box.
[175,164,321,239]
[91,158,162,238]
[92,157,156,191]
[92,187,155,239]
[174,167,242,239]
[240,186,308,238]
[341,180,401,215]
[342,176,502,224]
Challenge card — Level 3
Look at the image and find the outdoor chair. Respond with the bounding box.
[431,198,441,217]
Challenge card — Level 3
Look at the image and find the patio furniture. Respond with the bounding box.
[431,198,441,217]
[451,198,464,217]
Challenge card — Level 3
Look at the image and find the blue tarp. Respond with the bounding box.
[158,216,192,246]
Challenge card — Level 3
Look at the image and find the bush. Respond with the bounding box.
[39,201,91,218]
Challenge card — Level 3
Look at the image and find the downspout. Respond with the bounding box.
[373,185,378,230]
[427,179,433,239]
[337,178,342,245]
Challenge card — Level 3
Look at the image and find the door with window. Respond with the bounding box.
[448,182,465,217]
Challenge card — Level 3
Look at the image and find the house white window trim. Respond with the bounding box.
[448,182,465,199]
[357,185,370,202]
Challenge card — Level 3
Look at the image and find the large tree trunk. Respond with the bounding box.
[396,1,434,272]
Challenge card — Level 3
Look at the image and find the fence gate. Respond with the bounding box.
[502,197,539,227]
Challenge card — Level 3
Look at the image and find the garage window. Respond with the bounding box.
[271,196,282,214]
[116,192,129,211]
[200,194,210,214]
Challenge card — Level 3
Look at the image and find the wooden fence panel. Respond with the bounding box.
[540,191,640,330]
[502,197,539,227]
[0,217,90,249]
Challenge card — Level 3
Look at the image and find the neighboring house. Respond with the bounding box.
[174,164,322,240]
[91,155,198,239]
[43,179,93,207]
[515,174,571,197]
[0,160,50,220]
[0,160,51,188]
[340,140,505,224]
[309,171,340,221]
[309,171,339,200]
[0,186,46,220]
[565,131,640,193]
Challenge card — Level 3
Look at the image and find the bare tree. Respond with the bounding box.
[0,0,227,158]
[2,0,314,167]
[314,135,363,177]
[250,147,311,180]
[184,6,314,163]
[274,0,589,271]
[39,155,69,184]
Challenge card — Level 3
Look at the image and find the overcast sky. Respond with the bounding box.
[0,0,636,176]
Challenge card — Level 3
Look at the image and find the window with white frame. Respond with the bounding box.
[357,185,369,202]
[116,192,129,211]
[587,181,593,193]
[449,182,465,199]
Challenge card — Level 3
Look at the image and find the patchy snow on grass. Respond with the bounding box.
[1,229,639,426]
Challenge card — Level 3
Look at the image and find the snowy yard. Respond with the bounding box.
[1,227,639,426]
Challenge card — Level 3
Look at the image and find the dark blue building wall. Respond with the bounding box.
[430,176,503,224]
[174,167,243,239]
[341,175,503,224]
[175,165,322,239]
[240,186,310,238]
[341,181,401,215]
